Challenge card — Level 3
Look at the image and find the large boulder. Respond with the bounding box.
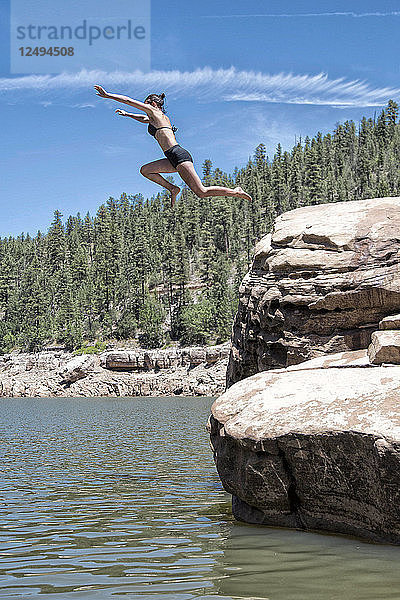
[209,350,400,544]
[227,197,400,387]
[368,330,400,365]
[58,354,100,384]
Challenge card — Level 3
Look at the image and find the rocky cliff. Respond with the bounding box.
[227,197,400,387]
[211,197,400,543]
[210,330,400,543]
[0,343,229,397]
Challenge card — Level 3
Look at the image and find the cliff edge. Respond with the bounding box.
[227,196,400,387]
[212,197,400,543]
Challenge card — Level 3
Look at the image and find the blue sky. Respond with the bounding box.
[1,0,400,237]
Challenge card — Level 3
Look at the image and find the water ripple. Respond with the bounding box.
[0,398,399,599]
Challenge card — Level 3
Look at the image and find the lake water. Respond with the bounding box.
[0,397,399,600]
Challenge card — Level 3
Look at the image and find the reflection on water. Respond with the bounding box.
[215,524,400,600]
[0,397,399,599]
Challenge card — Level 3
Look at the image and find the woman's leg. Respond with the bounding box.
[176,161,252,201]
[140,159,181,207]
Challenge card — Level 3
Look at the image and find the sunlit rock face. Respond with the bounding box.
[368,330,400,364]
[227,197,400,388]
[0,344,230,398]
[210,350,400,544]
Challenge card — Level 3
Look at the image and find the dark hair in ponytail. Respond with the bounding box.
[144,92,166,112]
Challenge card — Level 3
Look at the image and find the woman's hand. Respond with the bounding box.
[115,109,128,116]
[94,85,109,98]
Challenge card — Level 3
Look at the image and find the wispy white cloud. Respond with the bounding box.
[200,11,400,19]
[72,102,95,109]
[102,144,126,155]
[0,67,398,107]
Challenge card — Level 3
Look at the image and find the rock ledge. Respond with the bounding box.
[210,350,400,544]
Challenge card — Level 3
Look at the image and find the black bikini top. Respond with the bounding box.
[147,123,177,137]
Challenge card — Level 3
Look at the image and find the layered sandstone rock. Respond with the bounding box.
[209,350,400,544]
[368,330,400,365]
[101,344,229,371]
[227,197,400,387]
[0,343,229,398]
[379,314,400,330]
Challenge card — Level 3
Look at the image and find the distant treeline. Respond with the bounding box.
[0,100,399,352]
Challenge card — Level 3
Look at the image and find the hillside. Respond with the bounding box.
[1,100,399,353]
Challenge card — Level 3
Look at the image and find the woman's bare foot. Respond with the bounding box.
[170,185,181,208]
[234,186,252,202]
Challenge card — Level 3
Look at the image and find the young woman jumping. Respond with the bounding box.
[94,85,252,207]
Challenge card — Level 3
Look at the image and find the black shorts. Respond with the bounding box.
[164,144,193,169]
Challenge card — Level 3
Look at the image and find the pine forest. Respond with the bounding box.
[1,101,399,353]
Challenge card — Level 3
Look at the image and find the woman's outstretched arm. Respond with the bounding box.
[115,109,149,122]
[94,85,155,116]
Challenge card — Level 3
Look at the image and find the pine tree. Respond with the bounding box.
[202,159,213,185]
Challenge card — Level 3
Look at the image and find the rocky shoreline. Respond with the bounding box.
[0,343,230,398]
